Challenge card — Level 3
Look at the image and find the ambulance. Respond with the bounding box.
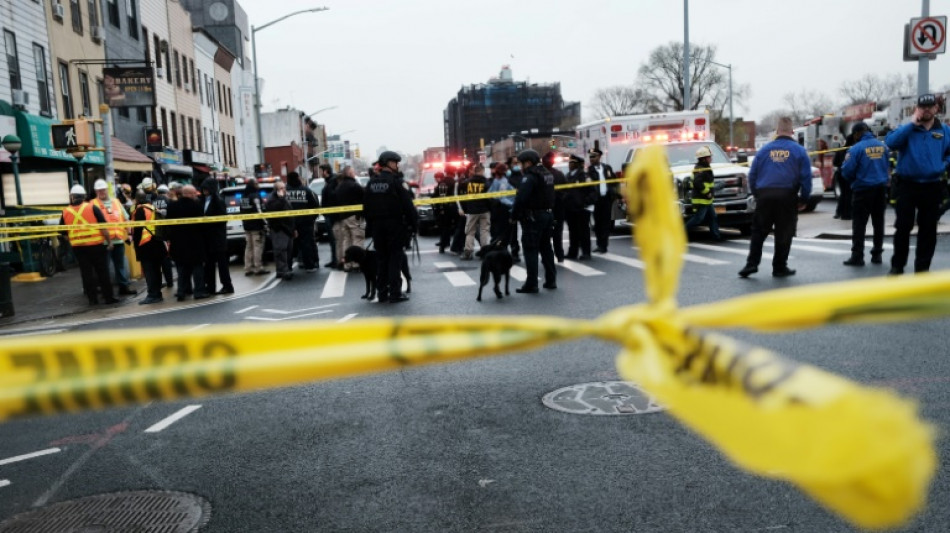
[575,109,755,233]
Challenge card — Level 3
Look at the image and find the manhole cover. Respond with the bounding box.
[542,381,665,415]
[0,490,210,532]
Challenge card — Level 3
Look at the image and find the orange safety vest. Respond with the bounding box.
[92,197,128,241]
[134,204,157,246]
[62,202,105,247]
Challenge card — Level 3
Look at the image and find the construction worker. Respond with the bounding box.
[60,184,118,305]
[684,146,723,240]
[131,191,167,304]
[91,179,135,295]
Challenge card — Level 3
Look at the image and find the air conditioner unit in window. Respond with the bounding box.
[91,25,104,42]
[53,2,64,19]
[12,89,30,108]
[155,67,164,79]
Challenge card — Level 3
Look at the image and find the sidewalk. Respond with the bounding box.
[0,260,275,331]
[796,202,950,239]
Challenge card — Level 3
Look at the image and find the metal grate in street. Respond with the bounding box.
[542,381,665,415]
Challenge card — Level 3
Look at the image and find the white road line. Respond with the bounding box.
[260,303,339,315]
[245,310,335,321]
[185,324,210,331]
[558,260,605,276]
[434,261,457,269]
[689,242,773,259]
[509,265,527,281]
[0,479,10,488]
[599,252,646,269]
[444,271,477,287]
[320,270,347,298]
[0,448,61,466]
[338,313,358,323]
[144,405,203,433]
[749,240,849,255]
[3,328,67,337]
[235,305,258,314]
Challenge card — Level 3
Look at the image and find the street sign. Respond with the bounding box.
[326,152,344,158]
[909,16,947,57]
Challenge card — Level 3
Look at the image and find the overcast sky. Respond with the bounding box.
[244,0,950,156]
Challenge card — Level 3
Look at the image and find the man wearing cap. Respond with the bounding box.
[841,122,889,267]
[512,149,556,293]
[91,179,135,295]
[739,116,812,278]
[884,93,950,274]
[542,152,567,262]
[684,146,723,241]
[586,148,618,253]
[564,154,593,260]
[60,185,119,305]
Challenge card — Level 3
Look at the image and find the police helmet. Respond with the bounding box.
[70,184,86,196]
[695,146,712,159]
[378,151,402,165]
[157,184,169,193]
[93,179,109,190]
[516,149,541,165]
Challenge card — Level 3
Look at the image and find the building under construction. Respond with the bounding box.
[444,66,581,161]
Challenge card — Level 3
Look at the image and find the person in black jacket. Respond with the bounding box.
[587,148,619,253]
[286,171,321,272]
[512,149,556,293]
[684,146,723,240]
[166,185,209,301]
[318,164,340,268]
[131,191,167,304]
[240,178,269,276]
[543,152,567,262]
[432,170,457,254]
[506,156,524,261]
[200,177,234,294]
[334,165,366,270]
[266,180,297,280]
[362,151,418,303]
[833,134,855,220]
[460,163,491,260]
[563,154,593,260]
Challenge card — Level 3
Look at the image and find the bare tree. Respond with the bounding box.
[756,110,789,136]
[588,85,652,118]
[636,42,732,111]
[840,73,914,105]
[782,89,836,123]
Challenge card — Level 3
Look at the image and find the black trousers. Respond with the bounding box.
[73,245,113,302]
[489,203,510,243]
[551,212,565,261]
[593,195,614,250]
[520,211,556,289]
[437,210,459,249]
[373,222,408,299]
[324,215,337,264]
[204,249,233,292]
[450,212,465,254]
[745,188,798,270]
[892,180,942,272]
[141,258,164,299]
[566,209,591,257]
[836,171,852,218]
[295,221,318,269]
[177,259,207,298]
[850,186,887,259]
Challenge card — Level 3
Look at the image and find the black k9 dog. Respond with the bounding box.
[475,240,513,301]
[344,245,412,301]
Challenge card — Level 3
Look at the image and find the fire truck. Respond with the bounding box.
[575,109,755,233]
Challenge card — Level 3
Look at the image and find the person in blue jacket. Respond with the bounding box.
[739,116,812,278]
[840,121,889,267]
[885,93,950,274]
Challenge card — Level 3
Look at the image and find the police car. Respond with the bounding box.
[221,178,328,257]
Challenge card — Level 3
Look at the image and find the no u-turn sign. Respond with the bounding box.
[909,16,947,56]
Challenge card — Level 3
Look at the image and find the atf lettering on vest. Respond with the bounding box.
[769,150,791,163]
[62,203,105,247]
[92,197,128,241]
[465,182,485,195]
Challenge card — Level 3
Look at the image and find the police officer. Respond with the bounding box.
[542,151,567,262]
[512,149,556,293]
[684,146,723,240]
[60,184,118,305]
[362,151,417,303]
[841,122,889,267]
[739,116,812,278]
[885,93,950,275]
[563,154,592,260]
[286,171,321,272]
[587,148,618,253]
[432,171,457,254]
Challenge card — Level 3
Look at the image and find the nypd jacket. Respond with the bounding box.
[841,132,890,191]
[362,169,417,225]
[749,136,812,200]
[885,121,950,182]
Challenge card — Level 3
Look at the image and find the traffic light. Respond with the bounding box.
[355,147,361,158]
[550,138,557,150]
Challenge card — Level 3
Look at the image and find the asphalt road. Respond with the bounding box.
[2,205,950,532]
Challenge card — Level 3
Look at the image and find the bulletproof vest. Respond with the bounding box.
[527,167,555,209]
[364,173,402,219]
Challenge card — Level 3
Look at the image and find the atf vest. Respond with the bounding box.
[134,204,157,246]
[62,203,105,247]
[92,197,128,241]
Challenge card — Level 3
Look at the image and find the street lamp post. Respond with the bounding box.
[252,7,330,165]
[1,134,36,275]
[708,60,734,149]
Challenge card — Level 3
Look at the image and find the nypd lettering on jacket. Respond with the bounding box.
[748,136,812,198]
[841,132,890,191]
[369,182,391,193]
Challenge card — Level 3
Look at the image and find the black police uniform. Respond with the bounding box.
[547,164,567,261]
[363,169,418,301]
[433,175,458,253]
[286,182,321,270]
[512,165,556,291]
[564,160,593,259]
[587,156,618,252]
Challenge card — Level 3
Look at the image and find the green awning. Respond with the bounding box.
[0,100,103,165]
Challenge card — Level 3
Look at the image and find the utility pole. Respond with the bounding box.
[919,0,931,95]
[683,0,691,110]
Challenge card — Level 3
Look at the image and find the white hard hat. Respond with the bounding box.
[141,177,154,190]
[93,179,108,190]
[696,146,712,159]
[157,184,169,193]
[70,184,86,195]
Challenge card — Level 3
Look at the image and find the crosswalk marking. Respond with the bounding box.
[689,242,773,260]
[510,265,527,281]
[599,252,645,269]
[444,271,477,287]
[320,270,347,298]
[632,247,728,266]
[434,261,456,269]
[745,240,849,255]
[558,259,605,276]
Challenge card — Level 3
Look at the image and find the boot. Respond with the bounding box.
[843,256,865,267]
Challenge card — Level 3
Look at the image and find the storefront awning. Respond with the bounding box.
[14,111,104,165]
[111,136,153,172]
[161,163,193,177]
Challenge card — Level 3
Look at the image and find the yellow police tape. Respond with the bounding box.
[0,144,938,529]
